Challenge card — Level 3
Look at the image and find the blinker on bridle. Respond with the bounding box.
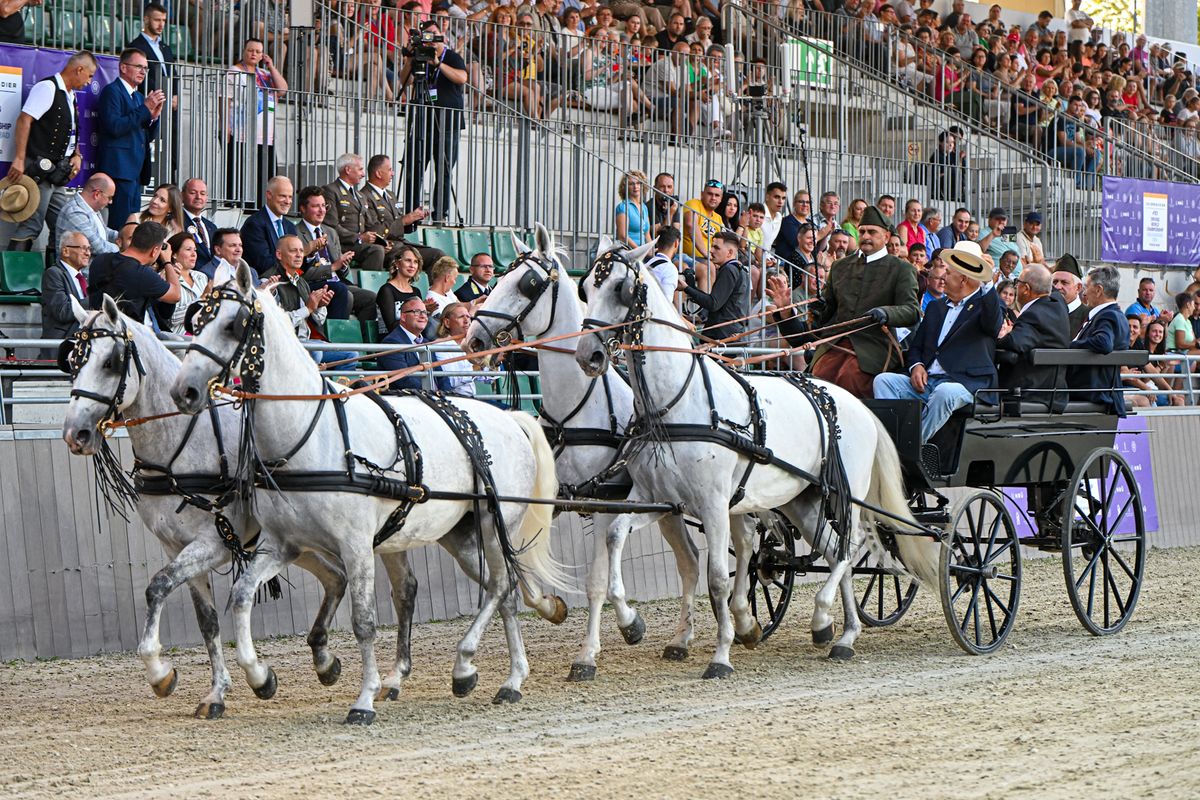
[61,318,146,429]
[472,251,561,347]
[185,286,267,396]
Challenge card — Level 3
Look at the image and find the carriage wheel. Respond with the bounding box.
[939,489,1022,655]
[1061,448,1146,636]
[855,548,918,627]
[729,512,797,643]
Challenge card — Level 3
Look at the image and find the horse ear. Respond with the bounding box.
[513,231,532,255]
[627,241,655,265]
[534,222,553,255]
[102,294,120,324]
[235,261,254,294]
[70,295,90,324]
[596,234,613,256]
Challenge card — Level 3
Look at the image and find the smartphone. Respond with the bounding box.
[1002,225,1017,236]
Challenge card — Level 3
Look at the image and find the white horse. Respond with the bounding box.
[465,225,702,681]
[170,265,568,723]
[574,246,942,677]
[60,297,377,719]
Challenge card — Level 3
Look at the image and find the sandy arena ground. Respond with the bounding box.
[1,547,1197,799]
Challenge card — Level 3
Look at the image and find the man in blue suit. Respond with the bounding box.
[96,49,164,225]
[378,297,434,392]
[241,176,298,277]
[873,241,1004,443]
[181,178,219,270]
[1068,265,1130,417]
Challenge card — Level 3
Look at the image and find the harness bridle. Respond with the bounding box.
[471,251,562,347]
[60,316,146,424]
[185,286,267,395]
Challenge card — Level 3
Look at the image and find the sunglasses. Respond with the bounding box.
[704,180,724,190]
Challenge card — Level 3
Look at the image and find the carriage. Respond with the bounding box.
[740,348,1152,655]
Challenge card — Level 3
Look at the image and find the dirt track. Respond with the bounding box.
[2,548,1197,799]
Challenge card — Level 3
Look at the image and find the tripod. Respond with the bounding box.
[403,66,465,226]
[731,98,787,191]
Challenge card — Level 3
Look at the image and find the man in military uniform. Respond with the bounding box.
[322,153,386,271]
[361,154,444,271]
[808,205,920,397]
[2,51,97,254]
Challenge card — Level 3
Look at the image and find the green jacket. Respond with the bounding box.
[810,252,920,375]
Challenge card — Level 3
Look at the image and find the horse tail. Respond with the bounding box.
[863,415,941,586]
[507,410,572,624]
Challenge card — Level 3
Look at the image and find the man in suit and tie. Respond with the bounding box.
[57,173,119,256]
[378,296,432,392]
[97,49,165,226]
[40,230,92,341]
[1052,253,1088,337]
[322,153,386,272]
[873,240,1004,443]
[361,154,444,271]
[995,263,1071,404]
[241,176,297,276]
[296,184,377,322]
[1068,265,1130,417]
[181,178,219,270]
[454,252,495,304]
[125,2,178,182]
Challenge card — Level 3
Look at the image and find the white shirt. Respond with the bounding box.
[60,262,87,299]
[761,209,784,251]
[428,289,456,314]
[1066,296,1082,313]
[119,77,139,96]
[1086,300,1116,320]
[22,74,78,153]
[645,252,679,304]
[927,288,982,375]
[1065,8,1091,43]
[211,258,237,286]
[864,247,888,263]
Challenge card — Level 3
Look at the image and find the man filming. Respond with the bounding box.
[397,19,467,223]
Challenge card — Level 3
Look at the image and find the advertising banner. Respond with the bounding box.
[0,44,119,189]
[1101,176,1200,266]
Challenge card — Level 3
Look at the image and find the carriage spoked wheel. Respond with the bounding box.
[939,489,1022,655]
[1060,447,1146,636]
[728,512,798,643]
[854,548,918,627]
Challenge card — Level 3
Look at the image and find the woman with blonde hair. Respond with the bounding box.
[129,183,186,237]
[426,255,461,314]
[615,170,651,248]
[434,302,500,400]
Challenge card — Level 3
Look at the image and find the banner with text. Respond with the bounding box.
[1101,176,1200,267]
[0,45,119,189]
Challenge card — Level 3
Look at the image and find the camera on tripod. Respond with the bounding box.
[403,29,443,64]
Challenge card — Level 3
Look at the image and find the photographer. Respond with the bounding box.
[397,19,467,223]
[2,51,97,254]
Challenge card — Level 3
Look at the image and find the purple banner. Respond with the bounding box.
[0,44,119,189]
[1101,176,1200,267]
[1004,415,1158,538]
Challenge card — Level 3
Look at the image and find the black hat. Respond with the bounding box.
[860,205,894,233]
[1055,252,1081,278]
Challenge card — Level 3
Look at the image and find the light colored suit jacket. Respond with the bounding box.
[59,193,118,255]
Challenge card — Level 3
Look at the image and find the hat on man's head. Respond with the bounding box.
[1054,252,1081,278]
[0,175,40,224]
[945,241,993,283]
[987,207,1007,220]
[859,205,894,234]
[1024,211,1043,224]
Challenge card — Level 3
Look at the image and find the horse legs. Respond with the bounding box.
[568,512,613,682]
[697,504,737,679]
[729,515,762,649]
[659,515,700,661]
[603,497,668,645]
[230,540,294,701]
[779,495,841,646]
[293,551,347,687]
[187,575,231,720]
[376,551,417,701]
[832,552,865,659]
[341,536,384,724]
[137,536,227,702]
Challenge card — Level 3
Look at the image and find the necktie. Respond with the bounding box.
[414,336,424,344]
[75,271,88,298]
[194,217,208,249]
[274,219,285,237]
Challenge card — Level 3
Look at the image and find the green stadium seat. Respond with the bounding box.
[422,227,461,264]
[325,319,364,344]
[357,270,388,294]
[165,24,192,62]
[0,252,44,294]
[22,5,45,44]
[453,273,465,292]
[415,272,429,295]
[51,11,85,49]
[360,319,379,343]
[123,17,141,43]
[87,13,115,52]
[492,228,521,270]
[458,229,492,266]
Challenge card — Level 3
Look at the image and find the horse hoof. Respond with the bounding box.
[151,668,178,698]
[701,662,734,680]
[345,708,376,726]
[492,687,523,705]
[661,645,689,662]
[619,613,646,645]
[452,673,478,698]
[812,623,835,646]
[736,621,763,650]
[252,668,278,700]
[566,663,596,682]
[829,645,855,661]
[194,702,225,720]
[376,686,400,701]
[317,657,342,687]
[543,595,569,625]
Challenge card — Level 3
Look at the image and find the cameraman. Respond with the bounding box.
[397,19,468,223]
[2,51,97,254]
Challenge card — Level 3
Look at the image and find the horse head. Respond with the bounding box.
[574,237,654,377]
[171,262,265,415]
[62,295,148,455]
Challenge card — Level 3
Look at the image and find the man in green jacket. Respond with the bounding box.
[809,205,920,397]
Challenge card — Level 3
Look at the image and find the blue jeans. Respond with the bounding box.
[311,348,360,371]
[872,372,973,444]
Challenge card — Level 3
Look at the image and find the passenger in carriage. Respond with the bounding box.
[1067,265,1130,417]
[872,241,1003,443]
[994,264,1071,406]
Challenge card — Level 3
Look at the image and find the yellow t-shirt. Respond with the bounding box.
[682,198,724,258]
